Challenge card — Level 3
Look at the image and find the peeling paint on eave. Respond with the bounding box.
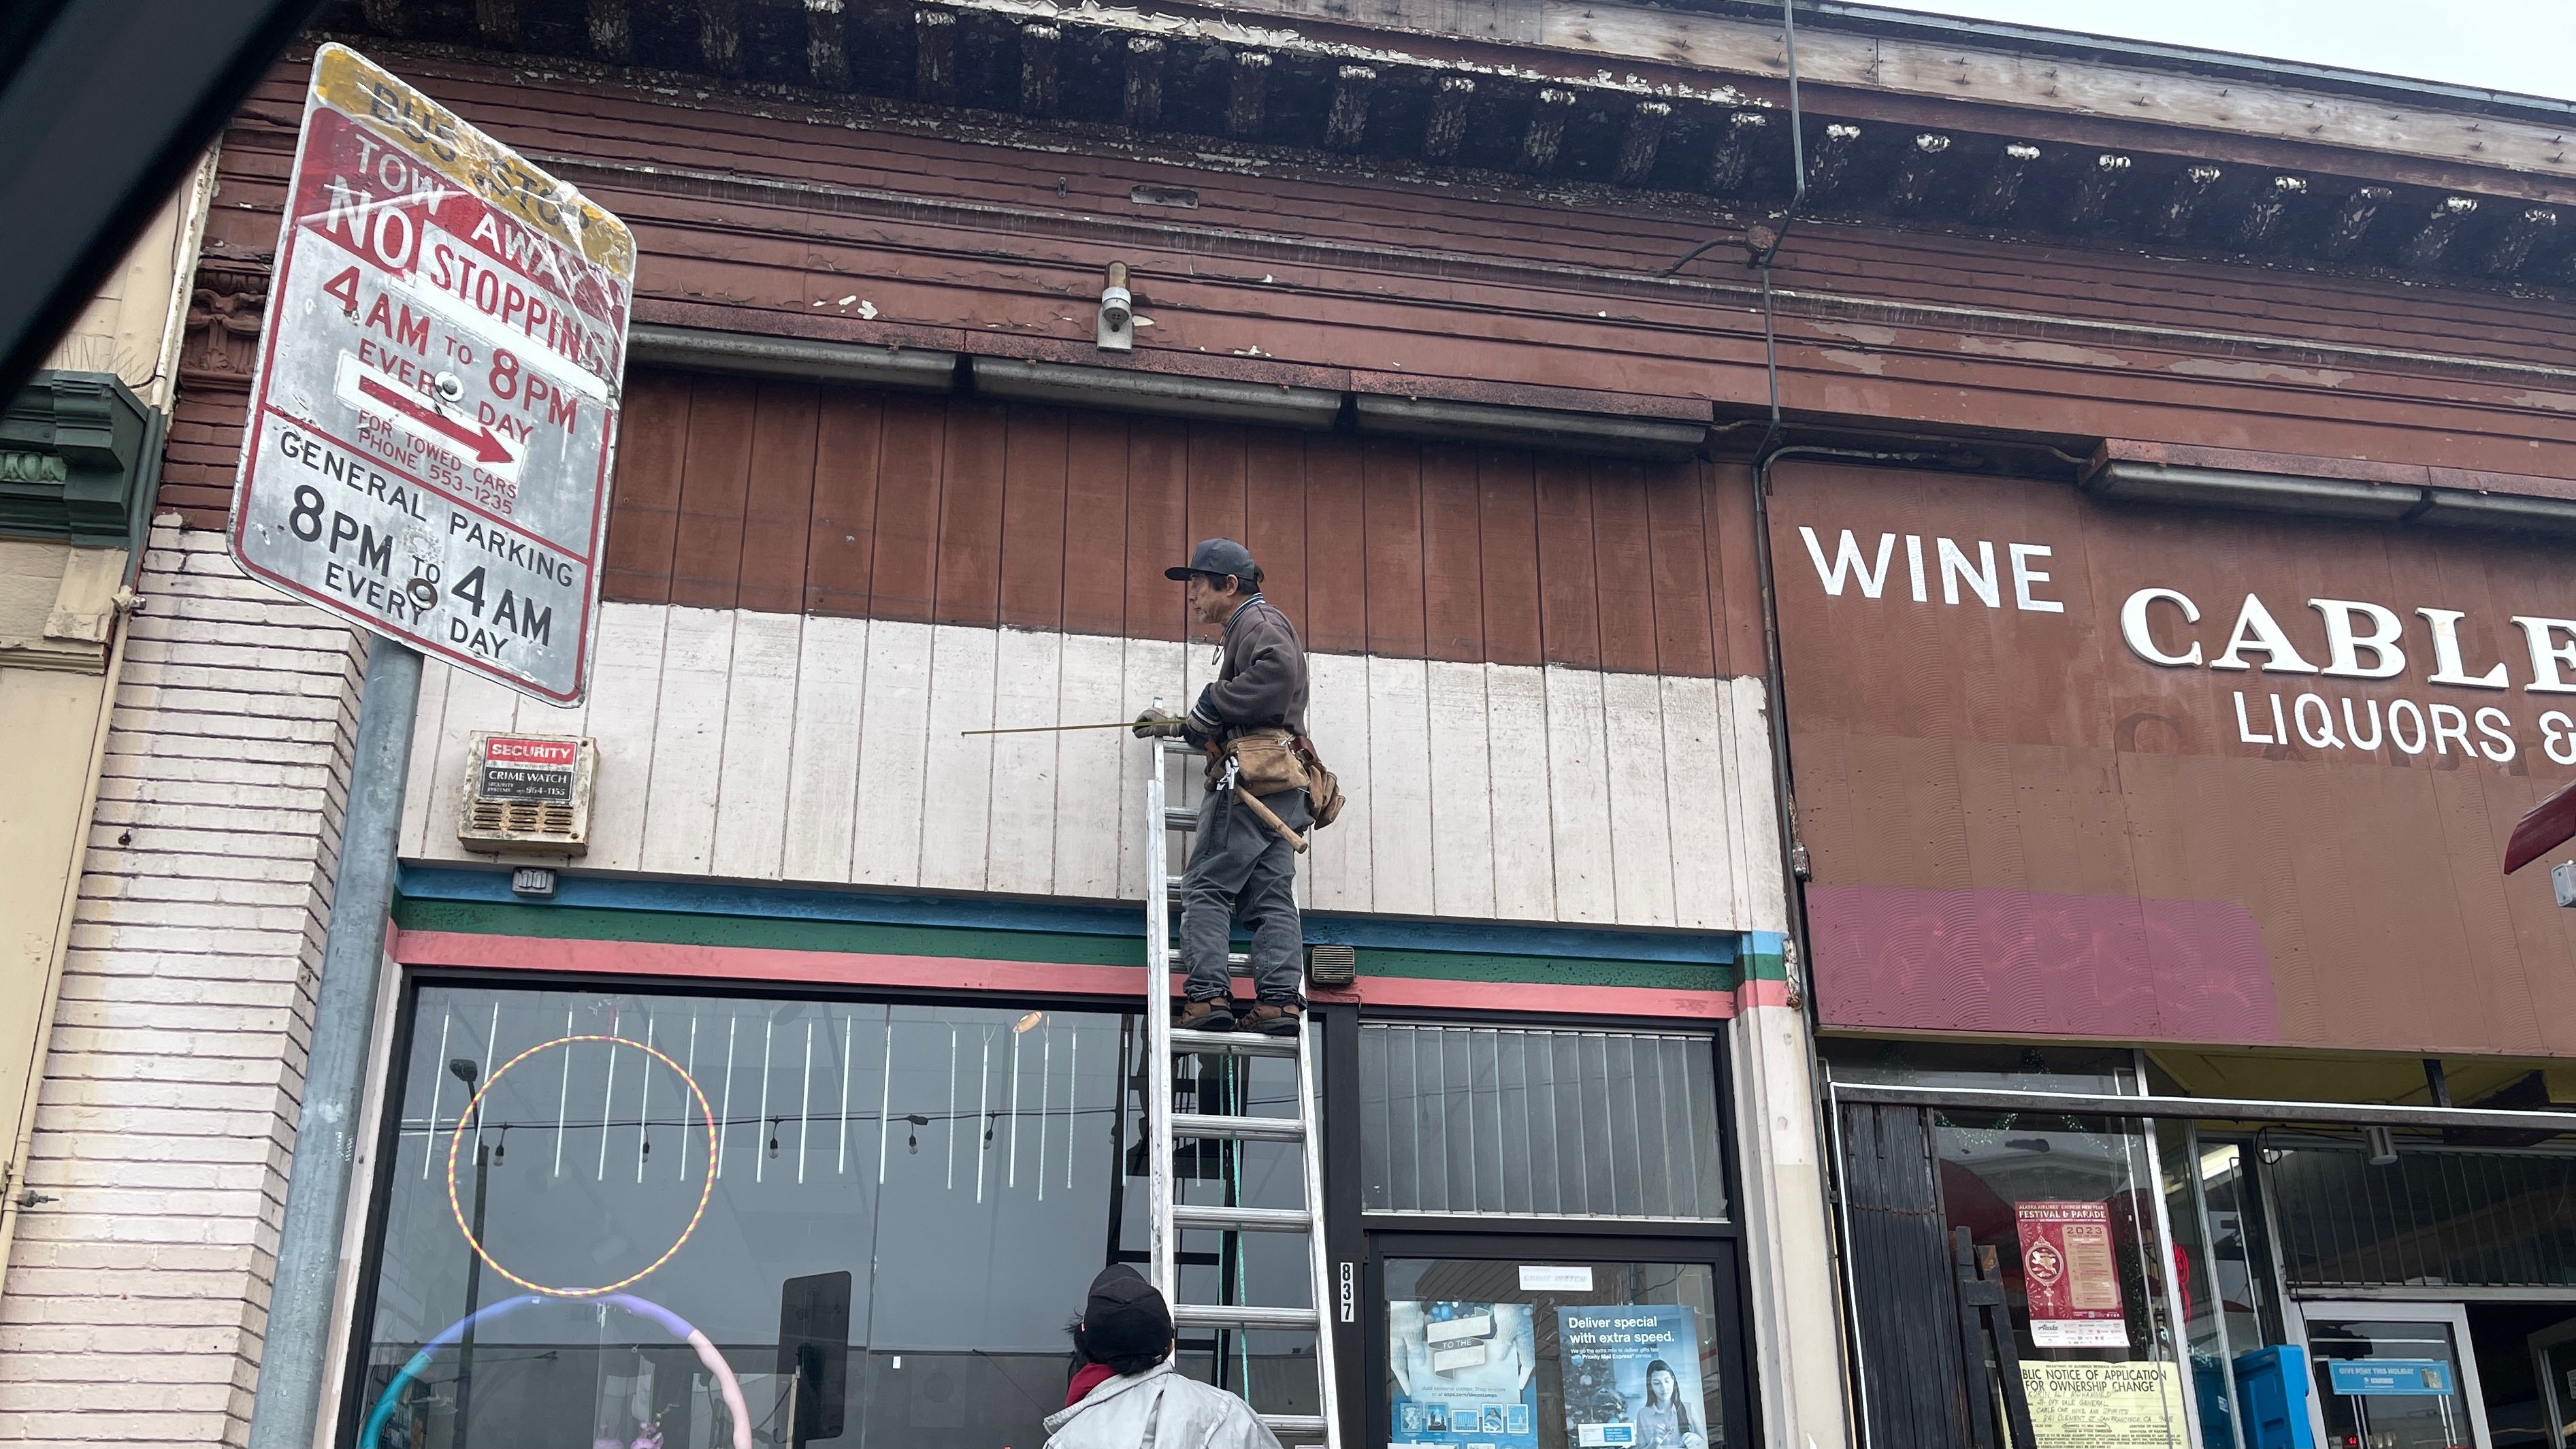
[921,0,1761,105]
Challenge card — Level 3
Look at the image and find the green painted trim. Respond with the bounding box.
[393,899,1736,990]
[392,899,1147,966]
[1738,943,1790,982]
[1357,949,1735,992]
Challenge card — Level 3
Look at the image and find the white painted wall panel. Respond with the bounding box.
[1727,676,1791,934]
[1365,657,1434,917]
[1302,651,1371,913]
[710,613,801,880]
[917,626,999,892]
[1051,632,1126,899]
[1482,665,1557,922]
[1659,675,1736,932]
[1116,639,1186,902]
[581,604,666,873]
[985,628,1062,897]
[423,666,523,864]
[1542,666,1616,924]
[1602,671,1678,927]
[639,609,734,875]
[401,602,1782,934]
[782,615,867,882]
[401,657,451,860]
[851,620,932,887]
[1424,661,1495,919]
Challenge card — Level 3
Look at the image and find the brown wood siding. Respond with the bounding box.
[166,50,2576,549]
[603,371,1759,675]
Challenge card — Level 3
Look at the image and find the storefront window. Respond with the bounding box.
[1382,1258,1729,1449]
[1823,1039,2136,1096]
[2270,1141,2576,1290]
[353,983,1303,1449]
[1358,1025,1727,1220]
[1936,1109,2193,1445]
[2162,1125,2296,1449]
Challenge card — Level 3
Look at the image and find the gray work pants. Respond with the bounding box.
[1179,787,1310,1004]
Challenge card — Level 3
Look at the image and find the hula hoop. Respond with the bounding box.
[360,1292,752,1449]
[446,1034,717,1298]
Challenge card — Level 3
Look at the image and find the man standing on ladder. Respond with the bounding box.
[1135,538,1312,1036]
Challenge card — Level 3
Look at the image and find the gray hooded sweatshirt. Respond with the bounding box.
[1041,1361,1285,1449]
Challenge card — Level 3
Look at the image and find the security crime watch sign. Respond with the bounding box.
[459,732,595,855]
[229,44,633,703]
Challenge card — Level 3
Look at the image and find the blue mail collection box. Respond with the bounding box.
[2234,1346,2317,1449]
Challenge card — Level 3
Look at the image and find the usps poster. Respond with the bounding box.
[1388,1301,1539,1449]
[1556,1306,1708,1449]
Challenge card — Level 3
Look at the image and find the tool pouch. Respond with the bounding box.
[1294,734,1346,829]
[1224,728,1309,798]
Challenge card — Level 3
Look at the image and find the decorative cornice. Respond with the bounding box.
[179,260,270,393]
[312,4,2576,296]
[0,370,160,553]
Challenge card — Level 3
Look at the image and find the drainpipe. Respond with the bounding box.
[1747,442,1934,1449]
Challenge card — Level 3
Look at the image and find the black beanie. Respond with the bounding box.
[1081,1265,1173,1361]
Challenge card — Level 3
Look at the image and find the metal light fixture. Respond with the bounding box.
[1096,261,1133,352]
[2364,1124,2399,1166]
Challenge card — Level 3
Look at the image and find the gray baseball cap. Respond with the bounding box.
[1164,537,1258,583]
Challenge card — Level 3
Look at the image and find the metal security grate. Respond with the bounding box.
[1358,1023,1727,1220]
[2271,1143,2576,1289]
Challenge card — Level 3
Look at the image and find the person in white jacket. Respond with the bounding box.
[1043,1265,1285,1449]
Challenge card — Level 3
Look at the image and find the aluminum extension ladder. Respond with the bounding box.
[1142,735,1341,1449]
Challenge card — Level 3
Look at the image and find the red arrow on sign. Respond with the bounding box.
[357,374,514,465]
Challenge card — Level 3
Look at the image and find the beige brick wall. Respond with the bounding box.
[0,517,362,1447]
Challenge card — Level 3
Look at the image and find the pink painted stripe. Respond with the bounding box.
[397,928,1149,996]
[1318,977,1735,1021]
[393,929,1738,1020]
[1732,979,1795,1011]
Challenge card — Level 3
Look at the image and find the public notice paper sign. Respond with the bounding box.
[2019,1362,2188,1449]
[2016,1200,2127,1348]
[229,43,633,703]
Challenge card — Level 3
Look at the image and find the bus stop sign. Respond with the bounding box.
[229,44,634,704]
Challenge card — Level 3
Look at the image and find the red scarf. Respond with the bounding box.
[1066,1363,1117,1408]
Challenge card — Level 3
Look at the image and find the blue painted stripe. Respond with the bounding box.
[399,866,1738,964]
[1746,930,1789,956]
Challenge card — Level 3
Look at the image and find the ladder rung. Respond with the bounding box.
[1173,1302,1320,1330]
[1171,1112,1304,1142]
[1169,1028,1300,1057]
[1172,1203,1313,1232]
[1261,1415,1329,1436]
[1165,951,1253,967]
[1163,808,1197,829]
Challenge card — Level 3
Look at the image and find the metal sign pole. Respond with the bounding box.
[245,633,421,1449]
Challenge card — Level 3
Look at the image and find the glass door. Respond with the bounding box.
[2301,1301,2490,1449]
[1370,1246,1747,1449]
[2532,1320,2576,1449]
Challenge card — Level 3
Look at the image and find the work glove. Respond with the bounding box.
[1132,708,1187,739]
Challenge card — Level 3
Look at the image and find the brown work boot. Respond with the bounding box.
[1238,1001,1303,1037]
[1175,997,1237,1032]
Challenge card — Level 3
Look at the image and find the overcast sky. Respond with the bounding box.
[1879,0,2576,103]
